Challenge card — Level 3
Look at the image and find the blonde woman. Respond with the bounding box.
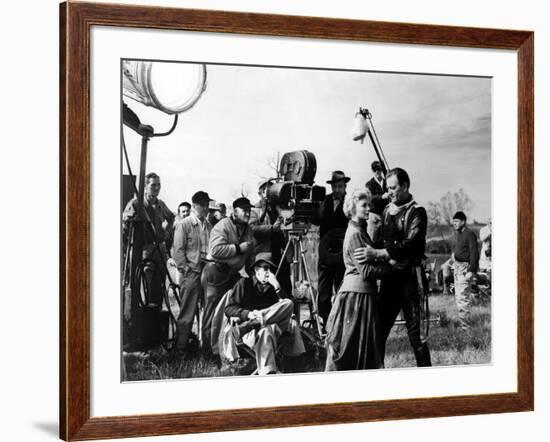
[325,189,392,371]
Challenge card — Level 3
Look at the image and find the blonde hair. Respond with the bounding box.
[343,189,372,218]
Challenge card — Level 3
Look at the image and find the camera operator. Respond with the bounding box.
[122,172,175,308]
[202,197,256,354]
[249,179,291,294]
[311,170,350,326]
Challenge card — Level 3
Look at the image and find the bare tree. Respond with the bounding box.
[427,188,475,226]
[230,183,252,200]
[252,152,281,181]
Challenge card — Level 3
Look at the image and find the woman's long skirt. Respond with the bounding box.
[325,291,383,371]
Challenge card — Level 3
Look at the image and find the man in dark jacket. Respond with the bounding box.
[312,170,350,326]
[451,211,479,330]
[365,161,389,205]
[354,167,431,367]
[224,253,305,374]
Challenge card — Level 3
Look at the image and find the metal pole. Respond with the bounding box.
[298,240,325,339]
[130,133,151,333]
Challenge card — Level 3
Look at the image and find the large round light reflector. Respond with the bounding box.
[123,61,207,114]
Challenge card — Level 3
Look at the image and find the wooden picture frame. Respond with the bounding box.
[60,1,534,440]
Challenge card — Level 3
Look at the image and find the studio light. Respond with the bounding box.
[121,60,208,352]
[123,60,207,115]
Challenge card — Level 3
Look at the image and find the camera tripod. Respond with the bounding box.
[275,224,325,341]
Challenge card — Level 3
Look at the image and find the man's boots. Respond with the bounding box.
[414,342,432,367]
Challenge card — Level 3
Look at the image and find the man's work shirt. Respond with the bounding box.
[453,227,480,273]
[224,276,287,322]
[172,211,212,273]
[122,196,175,256]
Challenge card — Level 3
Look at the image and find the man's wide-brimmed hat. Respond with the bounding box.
[327,170,351,184]
[253,252,277,272]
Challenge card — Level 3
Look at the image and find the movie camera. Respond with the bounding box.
[265,150,326,225]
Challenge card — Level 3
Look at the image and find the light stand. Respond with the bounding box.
[121,61,207,353]
[122,106,181,351]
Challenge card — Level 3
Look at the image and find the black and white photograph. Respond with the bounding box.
[121,59,492,381]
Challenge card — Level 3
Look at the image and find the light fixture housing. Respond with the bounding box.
[123,60,207,115]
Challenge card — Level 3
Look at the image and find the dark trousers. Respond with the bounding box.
[317,262,345,325]
[142,257,166,307]
[378,269,431,367]
[201,262,240,353]
[175,266,204,351]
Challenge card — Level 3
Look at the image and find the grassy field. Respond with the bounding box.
[124,291,491,381]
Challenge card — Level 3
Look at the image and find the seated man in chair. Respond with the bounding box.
[224,253,305,375]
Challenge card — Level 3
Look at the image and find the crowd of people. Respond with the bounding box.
[122,160,491,375]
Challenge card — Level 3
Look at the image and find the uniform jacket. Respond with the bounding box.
[381,196,427,268]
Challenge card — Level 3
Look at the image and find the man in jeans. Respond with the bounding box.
[451,211,480,330]
[172,191,213,352]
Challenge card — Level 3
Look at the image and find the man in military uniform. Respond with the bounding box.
[355,167,431,367]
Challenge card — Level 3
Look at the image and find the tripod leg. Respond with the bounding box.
[276,239,293,283]
[298,241,325,339]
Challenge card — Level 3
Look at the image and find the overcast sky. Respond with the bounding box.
[122,62,491,222]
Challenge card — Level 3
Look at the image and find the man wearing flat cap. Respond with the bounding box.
[224,253,305,374]
[451,211,479,330]
[172,190,213,352]
[202,197,257,353]
[311,170,350,327]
